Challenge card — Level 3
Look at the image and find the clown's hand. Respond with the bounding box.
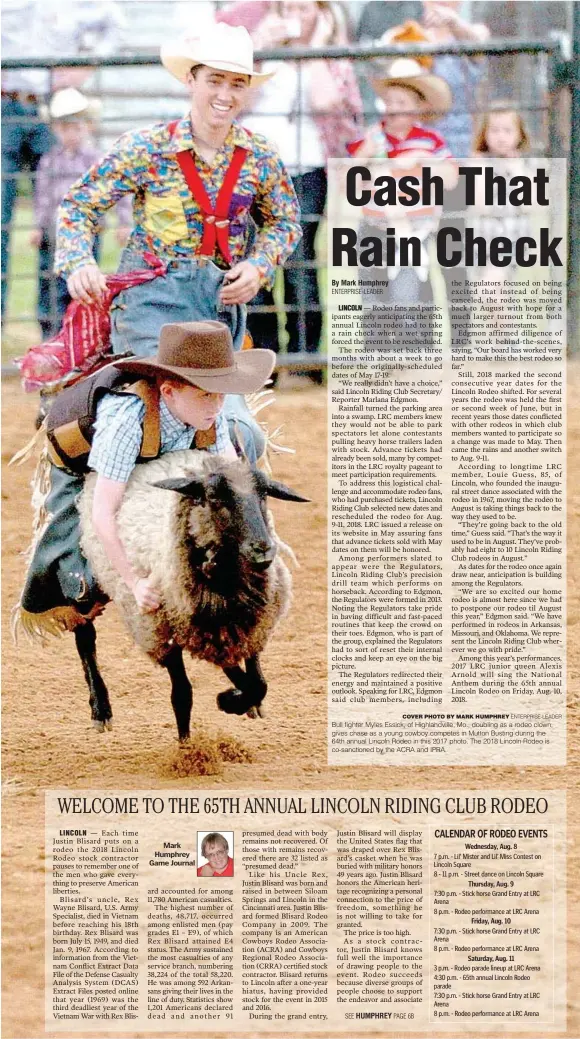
[219,262,261,305]
[67,263,108,304]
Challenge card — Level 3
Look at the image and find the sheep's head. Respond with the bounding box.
[153,463,309,585]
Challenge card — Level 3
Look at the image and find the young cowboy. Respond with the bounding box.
[53,22,302,462]
[18,321,275,627]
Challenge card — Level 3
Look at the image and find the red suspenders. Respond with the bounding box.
[167,119,248,265]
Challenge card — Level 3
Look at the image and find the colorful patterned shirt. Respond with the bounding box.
[55,115,302,288]
[88,392,231,482]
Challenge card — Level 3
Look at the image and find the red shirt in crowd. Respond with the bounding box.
[347,123,451,159]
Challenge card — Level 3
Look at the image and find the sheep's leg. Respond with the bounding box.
[161,645,192,743]
[74,621,113,733]
[217,654,267,718]
[244,656,268,719]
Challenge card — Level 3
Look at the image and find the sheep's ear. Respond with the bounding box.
[264,477,310,503]
[152,477,206,503]
[252,468,310,503]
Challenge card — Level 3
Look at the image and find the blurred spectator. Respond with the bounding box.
[30,88,131,339]
[419,1,489,158]
[354,1,423,119]
[473,101,530,159]
[366,9,488,333]
[362,2,489,157]
[204,1,264,33]
[218,1,362,377]
[356,1,422,43]
[348,56,455,337]
[1,0,126,322]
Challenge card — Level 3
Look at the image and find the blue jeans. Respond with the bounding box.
[110,251,264,462]
[248,166,326,356]
[1,95,54,319]
[20,464,98,614]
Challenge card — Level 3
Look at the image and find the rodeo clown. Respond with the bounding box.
[16,321,275,630]
[54,21,302,462]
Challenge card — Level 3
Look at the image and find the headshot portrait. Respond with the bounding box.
[197,831,234,877]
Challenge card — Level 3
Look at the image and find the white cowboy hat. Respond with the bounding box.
[160,23,275,87]
[46,88,101,122]
[369,57,452,118]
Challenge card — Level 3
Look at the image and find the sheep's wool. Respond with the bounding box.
[78,450,293,667]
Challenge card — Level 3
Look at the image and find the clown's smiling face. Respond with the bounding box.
[186,66,251,130]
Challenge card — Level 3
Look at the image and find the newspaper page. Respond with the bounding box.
[1,7,579,1039]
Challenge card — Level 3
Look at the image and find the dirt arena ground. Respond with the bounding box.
[2,373,579,1039]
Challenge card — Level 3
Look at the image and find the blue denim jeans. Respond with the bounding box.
[110,251,265,462]
[1,96,54,319]
[20,464,98,614]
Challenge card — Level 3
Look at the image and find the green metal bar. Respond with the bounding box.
[0,38,557,70]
